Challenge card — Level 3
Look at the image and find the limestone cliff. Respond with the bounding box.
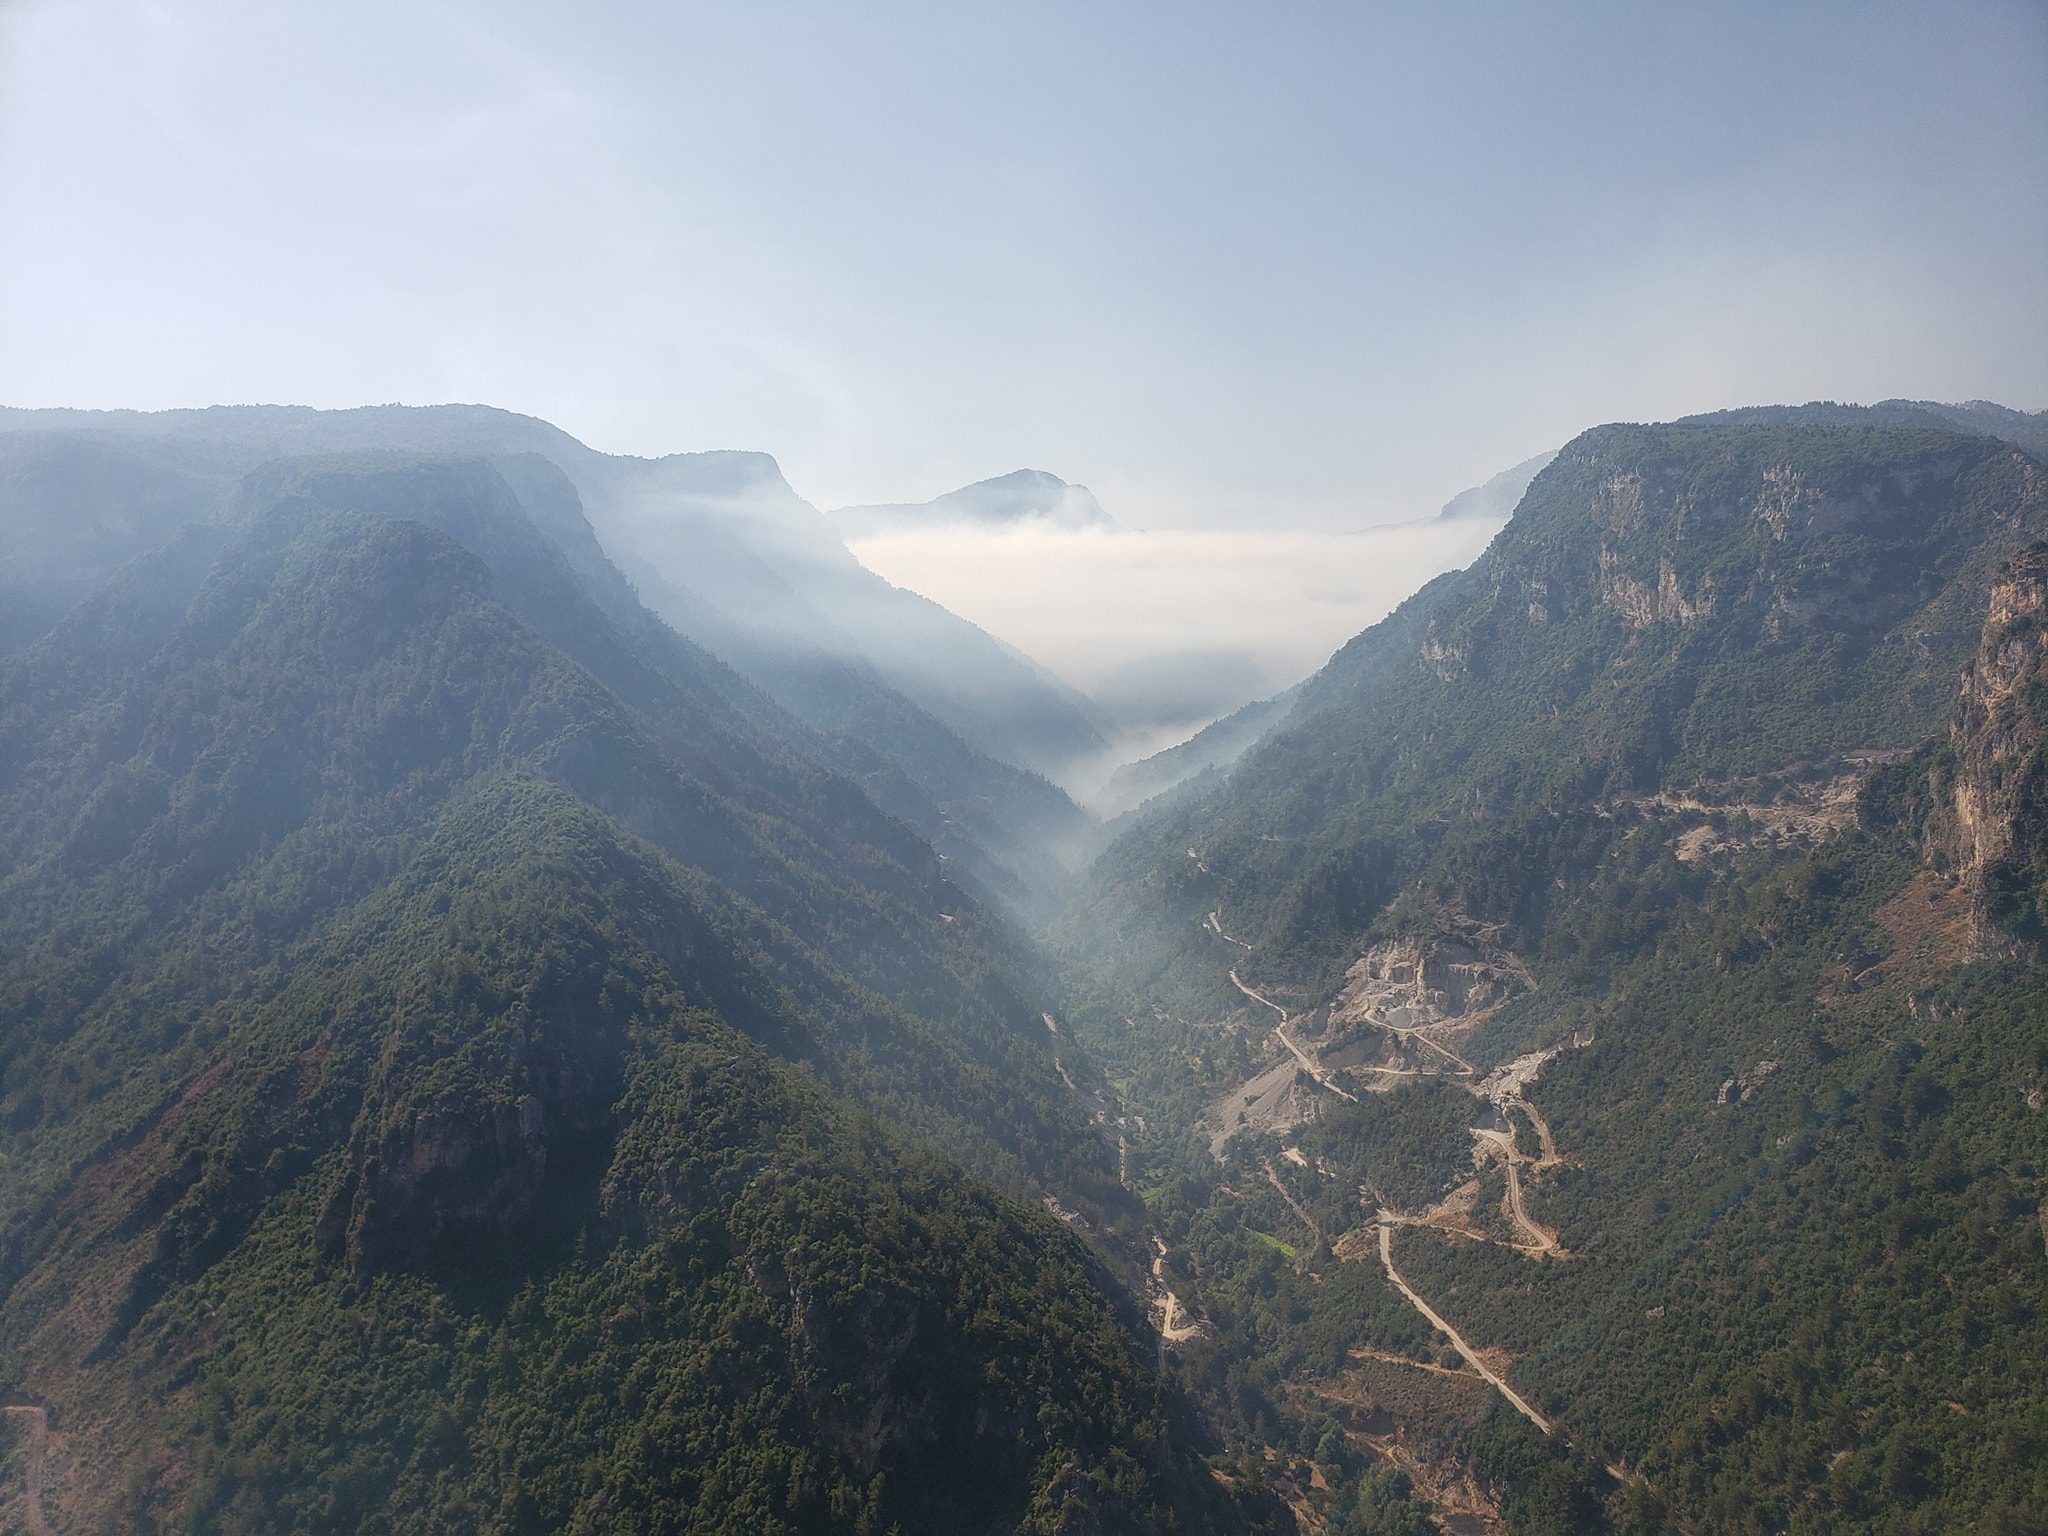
[1932,542,2048,955]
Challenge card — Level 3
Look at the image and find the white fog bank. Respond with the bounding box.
[847,515,1506,761]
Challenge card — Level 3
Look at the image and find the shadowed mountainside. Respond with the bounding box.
[0,454,1258,1533]
[0,409,1101,922]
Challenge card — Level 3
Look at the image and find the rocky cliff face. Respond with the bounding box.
[1401,425,2045,763]
[1934,542,2048,955]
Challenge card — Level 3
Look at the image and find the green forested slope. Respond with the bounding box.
[1056,415,2048,1534]
[1679,398,2048,463]
[7,406,2043,1535]
[1061,421,2045,1008]
[1392,828,2048,1532]
[0,462,1251,1532]
[3,780,1242,1534]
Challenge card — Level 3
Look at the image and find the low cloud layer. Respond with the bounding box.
[848,514,1505,759]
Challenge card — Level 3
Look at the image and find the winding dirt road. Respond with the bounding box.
[1474,1127,1564,1256]
[1152,1238,1203,1345]
[1513,1098,1560,1165]
[1376,1226,1552,1435]
[3,1405,48,1536]
[1206,910,1253,951]
[1347,1345,1477,1382]
[1041,1012,1081,1094]
[1499,1150,1558,1254]
[1235,959,1472,1083]
[1189,863,1642,1505]
[1337,1003,1478,1074]
[1391,1026,1476,1075]
[1468,1054,1568,1254]
[1229,969,1362,1104]
[1378,1205,1548,1256]
[1230,967,1288,1022]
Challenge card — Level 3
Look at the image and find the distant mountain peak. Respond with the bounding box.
[1435,449,1559,522]
[833,469,1115,535]
[931,469,1112,527]
[973,467,1066,491]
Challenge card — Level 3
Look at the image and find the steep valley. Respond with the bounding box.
[0,443,1253,1534]
[3,3,2042,1528]
[2,403,2045,1536]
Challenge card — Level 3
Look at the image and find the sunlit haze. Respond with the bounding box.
[3,1,2043,531]
[1,7,2045,1529]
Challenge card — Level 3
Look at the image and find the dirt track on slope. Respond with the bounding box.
[1188,856,1649,1504]
[1230,969,1363,1104]
[1473,1128,1564,1255]
[3,1405,48,1536]
[1152,1238,1203,1345]
[1265,1161,1322,1242]
[1376,1226,1552,1434]
[1041,1012,1084,1096]
[1500,1150,1559,1255]
[1470,1053,1568,1254]
[1230,967,1289,1022]
[1207,910,1253,951]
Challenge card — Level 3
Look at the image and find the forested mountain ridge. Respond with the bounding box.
[0,408,1103,918]
[1091,691,1302,824]
[1433,450,1558,524]
[0,455,1124,1231]
[1680,398,2048,463]
[0,402,1114,784]
[1061,418,2046,1008]
[1051,412,2048,1534]
[423,447,1096,924]
[1,778,1245,1533]
[575,442,1112,786]
[4,402,2043,1534]
[0,457,1258,1532]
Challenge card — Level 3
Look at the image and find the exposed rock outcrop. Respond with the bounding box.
[1597,548,1714,629]
[1931,543,2048,956]
[1420,623,1467,681]
[1715,1059,1782,1107]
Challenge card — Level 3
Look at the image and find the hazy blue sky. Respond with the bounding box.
[2,0,2043,527]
